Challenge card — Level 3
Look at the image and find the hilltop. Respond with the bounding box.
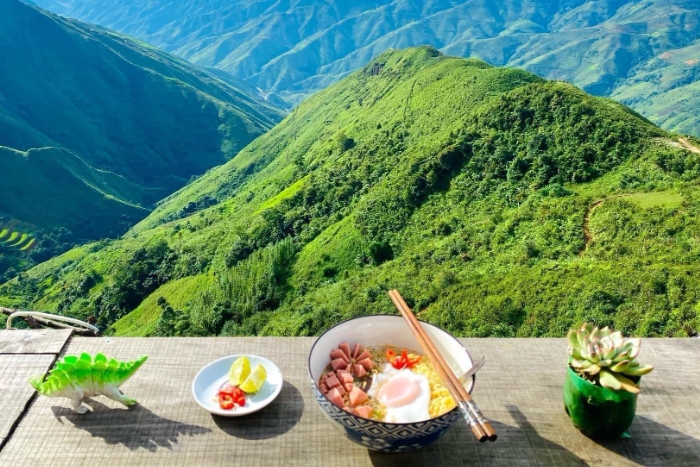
[30,0,700,136]
[0,0,283,279]
[2,47,699,338]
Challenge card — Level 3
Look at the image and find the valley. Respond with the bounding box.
[29,0,700,136]
[2,46,699,338]
[0,0,284,280]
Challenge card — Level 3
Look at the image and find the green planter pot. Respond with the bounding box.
[563,366,639,439]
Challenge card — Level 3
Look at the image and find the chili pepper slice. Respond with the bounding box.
[218,383,247,409]
[219,394,235,410]
[386,348,422,369]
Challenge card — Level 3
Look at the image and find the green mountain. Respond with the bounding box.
[30,0,700,136]
[0,0,283,280]
[0,147,149,234]
[2,47,699,338]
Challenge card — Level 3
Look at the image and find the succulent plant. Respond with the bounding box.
[567,323,653,394]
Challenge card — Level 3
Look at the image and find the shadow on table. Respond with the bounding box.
[369,405,590,467]
[595,415,700,466]
[214,380,304,440]
[52,400,211,451]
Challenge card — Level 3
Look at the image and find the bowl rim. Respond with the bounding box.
[307,314,474,426]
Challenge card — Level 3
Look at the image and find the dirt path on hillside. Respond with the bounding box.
[662,137,700,154]
[580,194,633,256]
[581,200,604,254]
[404,78,418,122]
[580,137,699,255]
[678,137,700,155]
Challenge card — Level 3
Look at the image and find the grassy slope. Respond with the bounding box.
[110,274,214,336]
[0,0,284,279]
[0,0,283,228]
[3,47,700,338]
[31,0,700,136]
[0,147,149,237]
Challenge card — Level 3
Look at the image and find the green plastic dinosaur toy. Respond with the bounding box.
[29,352,148,414]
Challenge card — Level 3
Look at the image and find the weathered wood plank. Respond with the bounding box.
[0,354,56,444]
[0,329,72,355]
[0,338,698,466]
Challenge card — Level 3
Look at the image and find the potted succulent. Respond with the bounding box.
[563,323,653,439]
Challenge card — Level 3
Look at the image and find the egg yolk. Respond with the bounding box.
[378,375,421,408]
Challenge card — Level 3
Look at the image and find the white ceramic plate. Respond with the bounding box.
[192,355,283,417]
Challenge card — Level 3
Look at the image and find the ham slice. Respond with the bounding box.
[357,358,374,370]
[336,384,346,396]
[327,343,375,393]
[327,388,344,408]
[338,342,352,360]
[352,343,362,359]
[348,386,369,406]
[353,406,373,418]
[330,349,349,362]
[353,364,367,378]
[331,358,348,371]
[326,374,341,389]
[319,383,328,394]
[338,372,354,384]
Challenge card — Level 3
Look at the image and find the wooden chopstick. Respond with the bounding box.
[388,290,488,442]
[388,290,497,442]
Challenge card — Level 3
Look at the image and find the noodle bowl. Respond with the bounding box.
[308,315,475,453]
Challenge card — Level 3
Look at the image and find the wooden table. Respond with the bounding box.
[0,331,698,466]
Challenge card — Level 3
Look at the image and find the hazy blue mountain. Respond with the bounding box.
[29,0,700,136]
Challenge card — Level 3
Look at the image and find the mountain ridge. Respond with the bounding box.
[0,0,284,280]
[29,0,700,136]
[3,47,698,338]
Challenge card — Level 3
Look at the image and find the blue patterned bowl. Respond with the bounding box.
[308,315,475,453]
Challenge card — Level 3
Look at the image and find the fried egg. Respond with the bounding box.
[368,364,431,423]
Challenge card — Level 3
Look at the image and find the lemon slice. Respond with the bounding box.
[239,364,267,394]
[228,356,251,386]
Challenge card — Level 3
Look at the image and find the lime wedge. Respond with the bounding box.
[239,364,267,394]
[228,356,251,386]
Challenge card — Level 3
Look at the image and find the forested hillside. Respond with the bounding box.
[0,0,283,280]
[2,47,698,338]
[31,0,700,136]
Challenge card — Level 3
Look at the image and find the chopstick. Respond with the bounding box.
[388,290,497,442]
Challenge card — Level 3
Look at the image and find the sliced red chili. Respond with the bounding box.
[218,382,247,409]
[403,349,421,368]
[219,394,234,410]
[387,348,422,369]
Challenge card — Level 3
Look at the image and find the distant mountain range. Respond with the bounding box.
[0,0,283,279]
[4,46,698,339]
[29,0,700,136]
